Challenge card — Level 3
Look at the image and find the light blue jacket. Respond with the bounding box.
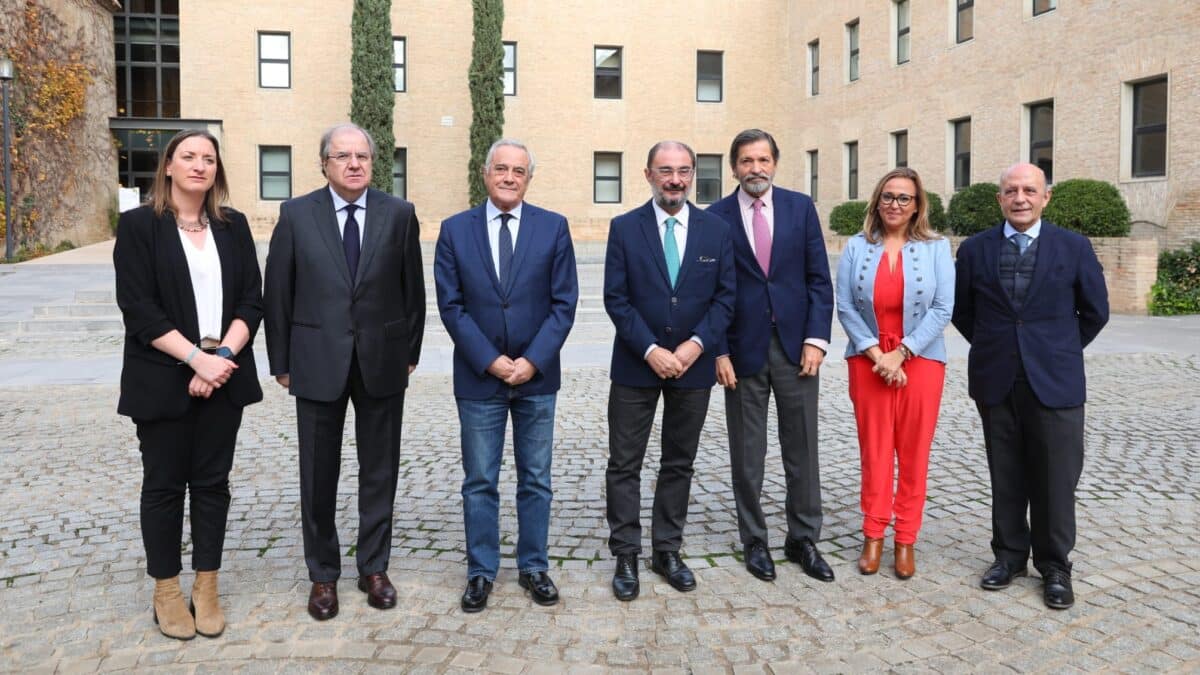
[835,233,955,362]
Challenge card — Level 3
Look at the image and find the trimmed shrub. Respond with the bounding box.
[829,200,867,235]
[926,191,947,232]
[468,0,505,205]
[1149,241,1200,316]
[351,0,395,193]
[1042,178,1131,237]
[947,182,1002,236]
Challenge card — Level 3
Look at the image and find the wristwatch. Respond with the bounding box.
[203,345,235,359]
[898,344,914,360]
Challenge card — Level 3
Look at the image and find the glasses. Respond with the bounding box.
[652,166,694,178]
[880,192,915,207]
[326,152,372,164]
[488,164,528,178]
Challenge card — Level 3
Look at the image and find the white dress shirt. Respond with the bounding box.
[329,186,367,246]
[485,199,523,276]
[1003,219,1043,242]
[178,226,223,341]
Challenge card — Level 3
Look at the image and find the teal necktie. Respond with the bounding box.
[664,216,681,287]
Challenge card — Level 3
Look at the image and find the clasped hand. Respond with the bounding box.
[872,348,908,388]
[188,351,237,398]
[648,341,702,380]
[488,355,537,386]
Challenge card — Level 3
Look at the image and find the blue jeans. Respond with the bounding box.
[457,392,556,581]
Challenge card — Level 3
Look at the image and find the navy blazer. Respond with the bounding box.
[604,200,736,389]
[435,202,579,399]
[707,187,833,375]
[951,221,1109,408]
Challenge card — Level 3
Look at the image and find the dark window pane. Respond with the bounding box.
[1031,105,1054,144]
[161,67,179,118]
[115,42,126,62]
[131,43,156,62]
[160,19,179,42]
[114,16,126,37]
[160,0,179,15]
[131,66,157,116]
[129,17,156,42]
[895,132,907,168]
[129,0,156,14]
[957,6,973,42]
[1032,147,1053,184]
[595,74,620,98]
[1034,0,1056,15]
[134,176,154,197]
[131,150,159,173]
[696,155,721,203]
[115,66,128,115]
[956,120,972,152]
[161,44,179,63]
[1133,131,1166,177]
[1134,79,1168,125]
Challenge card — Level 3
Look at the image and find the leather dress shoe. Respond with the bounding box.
[307,581,338,621]
[518,571,559,606]
[858,537,883,575]
[744,540,776,581]
[612,553,640,601]
[357,572,397,609]
[784,537,835,582]
[650,550,696,592]
[460,576,493,613]
[979,560,1028,590]
[894,543,915,580]
[1042,568,1075,610]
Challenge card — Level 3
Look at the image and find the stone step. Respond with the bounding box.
[0,318,125,335]
[33,304,122,318]
[75,289,115,304]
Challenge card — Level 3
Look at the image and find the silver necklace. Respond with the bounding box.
[177,214,210,233]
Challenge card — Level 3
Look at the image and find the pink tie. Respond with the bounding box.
[752,198,771,276]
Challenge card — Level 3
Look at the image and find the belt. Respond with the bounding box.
[199,337,221,351]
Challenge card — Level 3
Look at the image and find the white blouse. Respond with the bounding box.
[178,226,223,341]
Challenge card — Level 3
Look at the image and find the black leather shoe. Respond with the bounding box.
[612,553,639,601]
[744,540,776,582]
[784,538,835,582]
[979,560,1028,590]
[460,575,493,613]
[1042,568,1075,610]
[356,572,397,609]
[650,550,697,592]
[518,571,559,606]
[307,581,338,621]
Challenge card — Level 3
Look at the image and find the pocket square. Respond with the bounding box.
[697,256,717,263]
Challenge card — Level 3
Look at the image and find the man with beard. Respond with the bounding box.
[603,141,736,601]
[707,129,835,583]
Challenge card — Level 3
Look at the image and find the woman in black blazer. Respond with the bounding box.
[113,129,263,640]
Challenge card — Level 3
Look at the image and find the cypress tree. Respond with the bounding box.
[468,0,505,205]
[351,0,395,192]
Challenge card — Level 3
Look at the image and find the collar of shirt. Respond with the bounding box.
[736,185,773,214]
[485,199,523,276]
[329,186,368,214]
[1003,219,1042,241]
[651,201,689,232]
[485,199,523,225]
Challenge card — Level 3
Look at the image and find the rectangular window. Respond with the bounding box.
[696,154,722,204]
[846,20,860,82]
[1033,0,1057,16]
[953,118,972,189]
[957,0,974,43]
[503,42,517,96]
[893,130,908,168]
[392,148,407,199]
[808,40,820,96]
[696,51,723,103]
[845,142,859,200]
[808,150,819,201]
[392,37,406,92]
[258,32,290,88]
[896,1,911,64]
[113,2,180,118]
[594,46,622,99]
[1132,77,1167,178]
[594,152,622,203]
[260,146,291,200]
[1029,101,1054,183]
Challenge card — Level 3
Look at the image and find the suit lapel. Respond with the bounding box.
[313,188,353,288]
[505,207,534,295]
[211,219,236,329]
[162,214,200,341]
[767,192,790,277]
[673,203,700,289]
[985,226,1018,313]
[355,189,387,289]
[472,206,504,295]
[719,192,763,282]
[638,202,672,288]
[1025,222,1057,301]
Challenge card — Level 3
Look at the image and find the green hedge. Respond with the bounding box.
[926,191,947,232]
[829,201,867,235]
[350,0,395,193]
[947,183,1002,236]
[1149,241,1200,316]
[1043,179,1131,237]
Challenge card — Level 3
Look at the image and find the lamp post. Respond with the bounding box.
[0,56,13,262]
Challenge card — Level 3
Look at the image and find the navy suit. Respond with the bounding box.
[952,220,1108,576]
[603,200,735,555]
[707,187,833,549]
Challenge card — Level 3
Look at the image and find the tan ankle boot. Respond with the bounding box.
[191,570,225,638]
[895,542,915,580]
[858,537,883,575]
[153,576,196,640]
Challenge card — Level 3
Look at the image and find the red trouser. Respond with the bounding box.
[847,344,945,544]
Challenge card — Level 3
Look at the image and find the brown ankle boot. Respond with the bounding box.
[153,576,196,640]
[858,537,883,575]
[894,542,915,579]
[191,570,225,638]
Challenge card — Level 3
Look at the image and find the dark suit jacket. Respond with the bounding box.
[604,200,736,389]
[951,221,1109,408]
[113,205,264,421]
[263,186,425,402]
[434,202,579,399]
[706,186,833,376]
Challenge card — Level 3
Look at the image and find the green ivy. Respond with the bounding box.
[1149,241,1200,316]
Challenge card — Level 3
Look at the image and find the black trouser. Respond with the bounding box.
[606,382,710,555]
[137,392,243,579]
[978,376,1085,576]
[297,354,405,582]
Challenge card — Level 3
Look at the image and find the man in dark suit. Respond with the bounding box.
[707,129,835,583]
[434,139,578,613]
[264,123,425,621]
[604,140,736,601]
[952,162,1108,610]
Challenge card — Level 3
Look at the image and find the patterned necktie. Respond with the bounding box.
[751,198,772,275]
[498,213,514,287]
[343,204,360,281]
[664,216,681,287]
[1011,232,1032,256]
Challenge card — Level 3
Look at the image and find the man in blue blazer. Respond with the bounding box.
[435,139,578,613]
[604,141,736,601]
[707,129,835,584]
[952,163,1108,610]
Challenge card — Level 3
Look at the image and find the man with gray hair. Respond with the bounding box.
[435,139,578,612]
[264,123,425,621]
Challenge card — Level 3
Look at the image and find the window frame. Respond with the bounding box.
[808,40,820,96]
[503,41,517,96]
[846,20,861,82]
[392,37,406,93]
[896,0,911,65]
[807,150,819,202]
[1028,101,1054,183]
[1131,77,1168,179]
[114,2,180,118]
[696,154,722,204]
[257,31,291,89]
[593,152,622,203]
[952,117,972,190]
[956,0,974,44]
[259,145,292,200]
[1033,0,1057,17]
[696,50,723,103]
[594,45,623,99]
[392,147,407,199]
[892,130,908,168]
[845,141,859,200]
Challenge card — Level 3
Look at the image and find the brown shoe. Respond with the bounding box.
[190,570,225,638]
[894,542,915,580]
[858,537,883,575]
[308,581,338,621]
[356,572,397,609]
[153,576,196,640]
